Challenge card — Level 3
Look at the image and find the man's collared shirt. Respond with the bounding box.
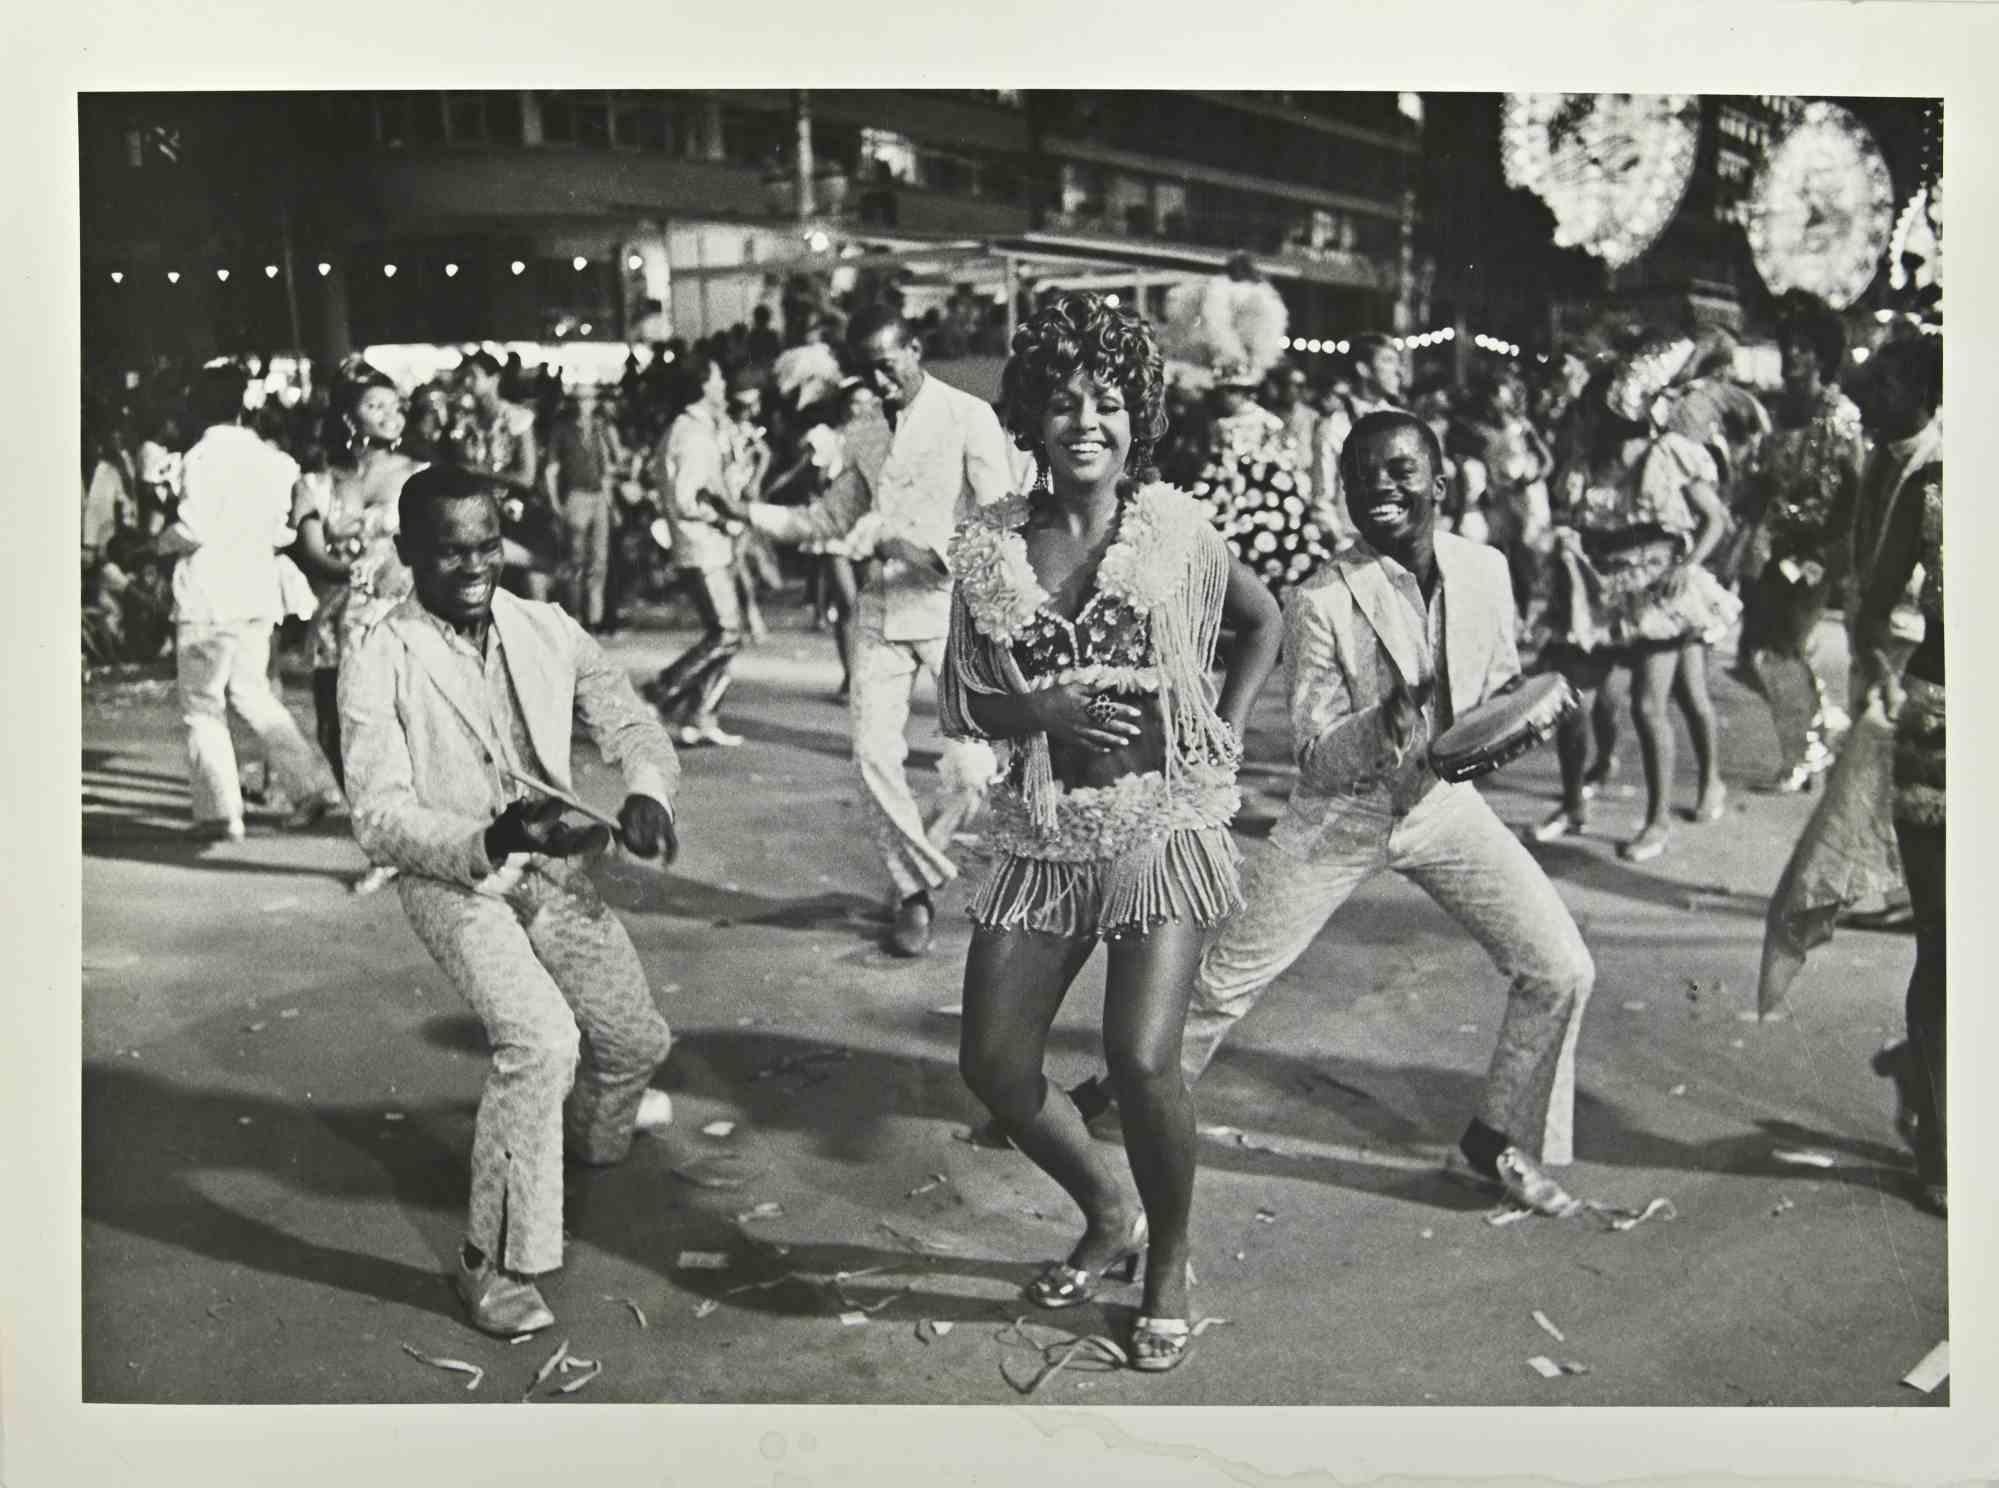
[753,372,1011,641]
[657,402,737,574]
[409,605,539,818]
[172,424,300,625]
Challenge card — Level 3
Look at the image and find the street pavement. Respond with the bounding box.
[79,596,1946,1406]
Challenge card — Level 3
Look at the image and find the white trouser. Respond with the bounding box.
[176,620,335,825]
[1191,781,1594,1164]
[849,626,998,902]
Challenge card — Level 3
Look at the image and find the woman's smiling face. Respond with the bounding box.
[1040,371,1132,492]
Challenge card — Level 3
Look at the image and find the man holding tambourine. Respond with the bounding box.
[1181,409,1597,1216]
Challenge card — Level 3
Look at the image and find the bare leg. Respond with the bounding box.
[1102,917,1205,1321]
[959,926,1137,1265]
[1672,640,1725,813]
[1629,648,1679,832]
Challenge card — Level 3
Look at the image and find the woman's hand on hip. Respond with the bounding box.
[1034,684,1147,754]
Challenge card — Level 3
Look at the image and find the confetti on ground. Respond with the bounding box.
[997,1318,1130,1396]
[878,1220,968,1254]
[1729,1040,1746,1050]
[1621,1001,1647,1012]
[917,1320,955,1344]
[693,1300,719,1319]
[838,1311,870,1327]
[554,1360,603,1396]
[261,898,302,913]
[278,1008,300,1020]
[672,1157,758,1190]
[735,1201,785,1224]
[236,1117,253,1127]
[677,1251,730,1270]
[1669,1084,1688,1096]
[523,1338,570,1399]
[1253,1208,1278,1224]
[1233,1132,1291,1157]
[1734,1009,1761,1023]
[1419,1228,1435,1240]
[1526,1355,1589,1379]
[1533,1310,1566,1343]
[1773,1148,1837,1169]
[383,1112,405,1123]
[400,1343,484,1392]
[1902,1340,1949,1394]
[1455,1023,1479,1033]
[243,1022,268,1033]
[929,1003,963,1018]
[1771,1196,1797,1217]
[1583,1197,1677,1232]
[1486,1206,1534,1228]
[602,1295,647,1329]
[905,1172,949,1197]
[701,1120,737,1138]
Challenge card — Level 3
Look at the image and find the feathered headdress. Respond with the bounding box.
[1160,254,1289,389]
[1604,336,1697,424]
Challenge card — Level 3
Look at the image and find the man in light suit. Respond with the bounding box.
[341,464,681,1336]
[1188,410,1595,1213]
[748,304,1010,956]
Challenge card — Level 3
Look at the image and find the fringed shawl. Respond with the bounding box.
[941,480,1237,837]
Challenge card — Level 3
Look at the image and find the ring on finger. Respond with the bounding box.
[1084,693,1120,728]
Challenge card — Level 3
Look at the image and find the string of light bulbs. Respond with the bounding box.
[1277,327,1526,359]
[98,251,651,287]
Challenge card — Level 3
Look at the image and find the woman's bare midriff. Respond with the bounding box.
[1047,690,1169,789]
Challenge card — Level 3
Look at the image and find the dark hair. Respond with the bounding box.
[189,363,249,429]
[998,291,1168,482]
[1870,334,1943,416]
[1774,290,1847,382]
[1349,333,1395,371]
[398,462,500,547]
[666,356,720,416]
[319,366,401,470]
[1337,408,1445,494]
[846,301,910,353]
[462,350,503,380]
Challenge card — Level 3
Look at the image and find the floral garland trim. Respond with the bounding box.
[948,481,1197,647]
[1023,663,1162,695]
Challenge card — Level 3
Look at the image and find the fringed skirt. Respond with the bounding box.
[968,768,1244,940]
[1543,528,1741,653]
[1893,675,1945,829]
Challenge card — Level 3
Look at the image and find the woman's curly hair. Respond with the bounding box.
[999,291,1168,482]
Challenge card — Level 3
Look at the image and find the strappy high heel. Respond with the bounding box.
[1024,1213,1147,1310]
[1130,1315,1194,1373]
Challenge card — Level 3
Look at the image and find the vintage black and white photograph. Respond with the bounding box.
[70,80,1954,1415]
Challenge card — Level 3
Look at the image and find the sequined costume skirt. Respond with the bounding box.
[968,767,1243,940]
[1893,676,1945,828]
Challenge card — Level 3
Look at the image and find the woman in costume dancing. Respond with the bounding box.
[941,292,1283,1373]
[1533,343,1738,862]
[289,364,423,893]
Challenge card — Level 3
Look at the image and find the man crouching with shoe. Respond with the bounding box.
[1076,411,1595,1214]
[341,463,681,1334]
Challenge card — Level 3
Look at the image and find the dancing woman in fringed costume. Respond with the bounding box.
[941,293,1283,1373]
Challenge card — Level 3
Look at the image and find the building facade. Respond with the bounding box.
[80,89,1423,372]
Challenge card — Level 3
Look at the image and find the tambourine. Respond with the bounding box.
[1428,674,1578,784]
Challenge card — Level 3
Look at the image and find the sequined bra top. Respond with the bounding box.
[1011,590,1156,687]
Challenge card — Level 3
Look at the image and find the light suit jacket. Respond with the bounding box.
[340,589,678,891]
[754,372,1012,642]
[1274,531,1520,858]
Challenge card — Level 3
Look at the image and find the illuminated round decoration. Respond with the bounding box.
[1888,184,1941,296]
[1500,94,1701,268]
[1745,100,1895,311]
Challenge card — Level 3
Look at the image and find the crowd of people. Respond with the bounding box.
[80,274,1945,1370]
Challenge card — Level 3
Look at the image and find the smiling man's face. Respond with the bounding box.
[1346,422,1442,553]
